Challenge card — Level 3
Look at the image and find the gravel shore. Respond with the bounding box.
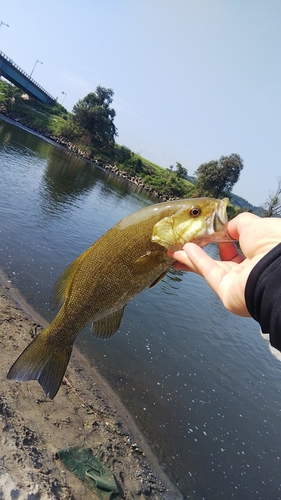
[0,273,182,499]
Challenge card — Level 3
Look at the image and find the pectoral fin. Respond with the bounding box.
[133,251,166,273]
[91,307,125,339]
[134,251,170,288]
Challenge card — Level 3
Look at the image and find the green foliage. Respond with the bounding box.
[174,162,188,179]
[194,154,244,198]
[0,81,22,112]
[125,156,143,175]
[60,116,81,141]
[0,80,12,97]
[141,168,195,198]
[116,149,143,175]
[0,80,69,134]
[0,79,248,209]
[113,150,195,198]
[72,86,117,147]
[115,145,132,163]
[227,203,251,220]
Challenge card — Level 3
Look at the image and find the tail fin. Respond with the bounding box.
[7,332,73,399]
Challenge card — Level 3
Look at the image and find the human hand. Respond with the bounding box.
[167,212,281,317]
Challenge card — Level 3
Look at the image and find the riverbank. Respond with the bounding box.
[0,271,182,499]
[0,110,174,202]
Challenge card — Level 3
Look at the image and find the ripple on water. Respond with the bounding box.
[2,118,281,498]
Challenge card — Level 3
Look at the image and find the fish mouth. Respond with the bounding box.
[207,197,233,242]
[193,198,234,247]
[214,198,229,232]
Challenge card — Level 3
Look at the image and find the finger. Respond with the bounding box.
[172,261,193,271]
[182,242,223,275]
[181,243,233,295]
[227,212,260,240]
[218,242,245,263]
[168,246,198,273]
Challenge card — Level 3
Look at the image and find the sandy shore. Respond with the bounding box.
[0,272,182,499]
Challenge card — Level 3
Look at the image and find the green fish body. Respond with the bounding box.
[8,197,231,398]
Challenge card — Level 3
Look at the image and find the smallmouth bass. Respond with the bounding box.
[8,197,232,399]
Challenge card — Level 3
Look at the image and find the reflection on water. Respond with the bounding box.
[161,267,183,295]
[40,147,147,220]
[1,118,281,499]
[40,151,98,217]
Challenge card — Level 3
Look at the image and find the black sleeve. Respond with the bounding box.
[245,242,281,352]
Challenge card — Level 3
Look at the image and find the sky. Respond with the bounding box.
[1,0,281,207]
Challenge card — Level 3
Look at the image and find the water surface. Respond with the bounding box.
[1,118,281,499]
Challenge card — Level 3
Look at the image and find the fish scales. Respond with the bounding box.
[7,197,232,399]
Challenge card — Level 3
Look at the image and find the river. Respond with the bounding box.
[1,117,281,499]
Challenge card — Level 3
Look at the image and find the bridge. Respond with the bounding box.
[0,50,56,105]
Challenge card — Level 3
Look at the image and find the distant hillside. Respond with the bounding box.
[185,175,264,216]
[0,81,267,214]
[230,193,254,209]
[186,175,197,184]
[230,193,264,216]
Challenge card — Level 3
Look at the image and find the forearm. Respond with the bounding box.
[245,242,281,352]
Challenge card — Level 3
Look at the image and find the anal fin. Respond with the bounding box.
[91,307,125,339]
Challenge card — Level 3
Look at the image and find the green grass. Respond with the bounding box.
[0,80,248,213]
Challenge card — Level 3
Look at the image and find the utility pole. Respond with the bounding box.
[61,91,67,105]
[0,21,9,29]
[30,59,43,78]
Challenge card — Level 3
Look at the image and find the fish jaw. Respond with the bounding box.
[151,197,233,251]
[195,197,233,247]
[214,197,228,232]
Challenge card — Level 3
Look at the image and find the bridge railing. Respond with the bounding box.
[0,50,56,103]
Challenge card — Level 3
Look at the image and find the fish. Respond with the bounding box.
[7,197,232,399]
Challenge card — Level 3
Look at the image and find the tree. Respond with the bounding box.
[123,154,143,175]
[175,162,188,179]
[72,86,118,147]
[194,154,243,198]
[168,162,187,179]
[264,179,281,217]
[3,83,22,113]
[117,145,132,163]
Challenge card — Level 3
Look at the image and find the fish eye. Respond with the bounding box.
[189,208,201,217]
